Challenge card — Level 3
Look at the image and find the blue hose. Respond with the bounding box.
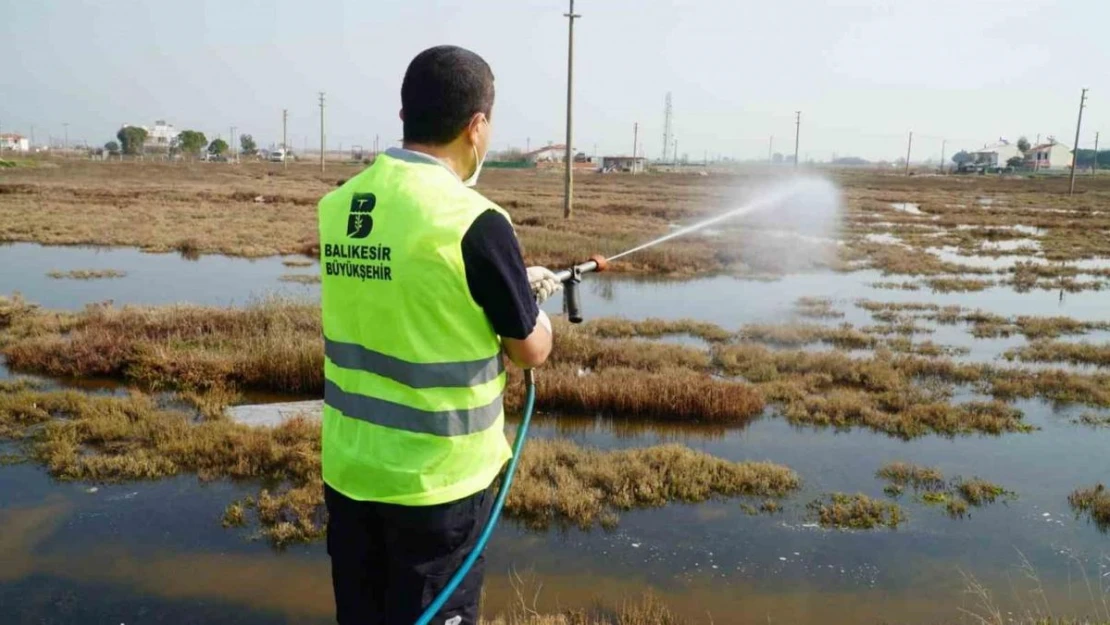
[414,369,537,625]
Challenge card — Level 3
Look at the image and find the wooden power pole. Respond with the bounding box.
[632,122,638,174]
[793,112,801,169]
[1069,88,1087,196]
[562,0,580,219]
[905,131,913,176]
[282,109,288,169]
[319,92,327,173]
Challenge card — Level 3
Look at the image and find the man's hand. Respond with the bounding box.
[527,266,562,304]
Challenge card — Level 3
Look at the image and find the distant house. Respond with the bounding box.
[0,133,30,152]
[968,139,1023,170]
[597,155,646,173]
[122,120,180,149]
[1024,140,1073,171]
[524,144,567,163]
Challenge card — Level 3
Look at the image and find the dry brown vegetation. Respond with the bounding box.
[506,439,798,530]
[581,317,733,343]
[278,273,321,285]
[1004,340,1110,368]
[9,296,1110,437]
[856,300,1110,341]
[875,462,1012,518]
[807,493,905,529]
[482,595,686,625]
[46,269,127,280]
[0,386,797,544]
[1068,484,1110,531]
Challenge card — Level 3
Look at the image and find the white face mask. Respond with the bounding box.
[462,116,489,187]
[463,142,486,187]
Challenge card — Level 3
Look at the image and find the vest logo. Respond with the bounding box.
[347,193,377,239]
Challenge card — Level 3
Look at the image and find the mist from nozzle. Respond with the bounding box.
[605,176,843,273]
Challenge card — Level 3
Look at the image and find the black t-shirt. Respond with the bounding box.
[460,210,539,340]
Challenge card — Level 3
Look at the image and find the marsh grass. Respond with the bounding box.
[924,277,995,293]
[1075,412,1110,428]
[482,593,687,625]
[794,296,844,319]
[281,258,315,268]
[875,462,1012,518]
[1005,341,1110,368]
[807,493,905,529]
[506,439,799,530]
[857,300,1110,341]
[278,273,321,285]
[0,387,797,544]
[1068,484,1110,531]
[581,317,733,343]
[46,269,127,280]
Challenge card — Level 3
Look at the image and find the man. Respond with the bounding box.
[317,45,561,625]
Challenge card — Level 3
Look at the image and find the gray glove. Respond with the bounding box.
[526,266,562,304]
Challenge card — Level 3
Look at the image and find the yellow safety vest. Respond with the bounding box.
[318,149,511,506]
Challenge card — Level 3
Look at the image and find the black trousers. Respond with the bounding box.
[325,483,494,625]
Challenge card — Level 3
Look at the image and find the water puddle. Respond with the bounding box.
[4,243,1110,625]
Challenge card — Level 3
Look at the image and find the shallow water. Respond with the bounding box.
[2,244,1110,624]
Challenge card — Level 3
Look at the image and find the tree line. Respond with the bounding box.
[106,127,258,159]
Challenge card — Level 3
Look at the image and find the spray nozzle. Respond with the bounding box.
[554,255,608,324]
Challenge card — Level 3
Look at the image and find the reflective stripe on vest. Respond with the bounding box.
[324,338,504,389]
[318,149,513,506]
[323,379,503,437]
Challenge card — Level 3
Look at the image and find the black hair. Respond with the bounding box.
[401,45,495,146]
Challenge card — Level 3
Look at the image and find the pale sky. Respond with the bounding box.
[1,0,1106,162]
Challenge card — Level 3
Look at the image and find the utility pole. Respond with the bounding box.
[793,111,801,169]
[632,123,638,174]
[282,109,288,169]
[940,139,947,174]
[768,136,773,164]
[1092,132,1101,175]
[904,131,913,176]
[562,0,580,219]
[673,138,678,167]
[526,137,531,153]
[662,92,673,163]
[318,92,327,173]
[63,122,69,152]
[1069,88,1088,196]
[230,126,237,162]
[30,125,35,150]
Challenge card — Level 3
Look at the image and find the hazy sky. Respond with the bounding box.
[2,0,1107,161]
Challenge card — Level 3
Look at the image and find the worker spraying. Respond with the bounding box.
[317,46,563,625]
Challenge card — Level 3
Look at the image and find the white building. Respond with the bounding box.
[524,144,567,163]
[0,133,30,152]
[122,120,180,148]
[1024,140,1073,171]
[969,139,1023,169]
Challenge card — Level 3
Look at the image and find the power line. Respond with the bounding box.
[562,0,580,219]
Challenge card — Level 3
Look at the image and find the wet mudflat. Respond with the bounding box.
[2,241,1109,624]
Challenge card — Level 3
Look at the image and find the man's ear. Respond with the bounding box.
[467,113,485,145]
[399,109,405,122]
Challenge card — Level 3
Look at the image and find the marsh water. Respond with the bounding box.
[1,242,1108,624]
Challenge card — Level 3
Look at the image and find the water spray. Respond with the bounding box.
[418,176,838,624]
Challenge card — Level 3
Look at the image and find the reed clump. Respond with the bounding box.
[875,462,1012,518]
[1004,340,1110,368]
[278,273,321,285]
[807,493,905,529]
[507,439,799,530]
[794,296,844,319]
[1068,484,1110,531]
[482,594,687,625]
[875,462,945,492]
[582,317,733,343]
[46,269,127,280]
